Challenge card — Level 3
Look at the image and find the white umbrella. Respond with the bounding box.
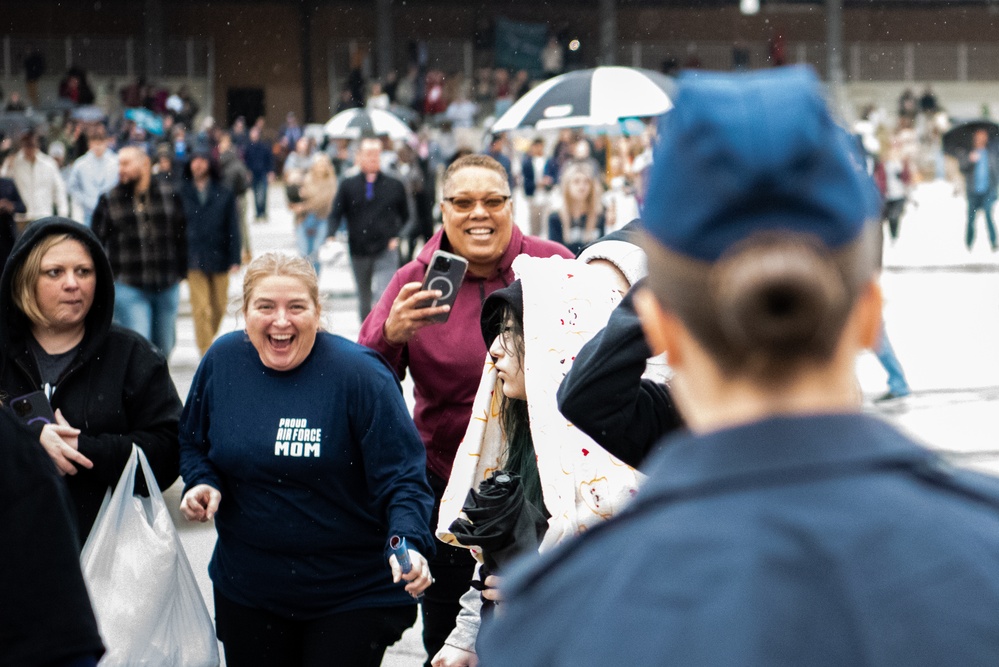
[491,66,675,133]
[323,108,415,141]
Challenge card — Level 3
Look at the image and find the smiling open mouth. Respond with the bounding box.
[269,334,294,350]
[467,228,494,237]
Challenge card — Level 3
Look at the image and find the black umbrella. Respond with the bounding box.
[449,470,548,574]
[942,120,999,156]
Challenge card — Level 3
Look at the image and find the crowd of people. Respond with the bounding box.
[6,63,999,667]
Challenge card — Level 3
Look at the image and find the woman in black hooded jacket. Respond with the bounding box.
[0,216,181,543]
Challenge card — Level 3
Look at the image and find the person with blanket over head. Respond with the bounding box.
[431,256,643,667]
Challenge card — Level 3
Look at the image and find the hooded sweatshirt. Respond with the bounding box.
[0,217,182,541]
[358,225,572,482]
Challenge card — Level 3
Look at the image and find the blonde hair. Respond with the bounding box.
[557,160,604,242]
[242,252,321,318]
[12,233,83,328]
[309,153,337,180]
[298,154,338,220]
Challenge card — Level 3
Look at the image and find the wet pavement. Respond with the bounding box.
[166,180,999,665]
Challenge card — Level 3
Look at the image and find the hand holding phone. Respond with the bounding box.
[32,407,92,476]
[416,250,468,324]
[383,251,469,344]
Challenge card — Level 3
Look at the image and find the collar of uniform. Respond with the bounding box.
[639,412,934,502]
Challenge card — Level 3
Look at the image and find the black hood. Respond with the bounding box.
[480,279,523,349]
[0,217,115,352]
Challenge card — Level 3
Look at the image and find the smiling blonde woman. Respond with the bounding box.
[179,252,435,667]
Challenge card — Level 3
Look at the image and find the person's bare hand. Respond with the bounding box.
[382,282,450,345]
[180,484,222,522]
[389,549,434,597]
[432,645,479,667]
[0,198,14,213]
[481,574,503,603]
[38,409,92,476]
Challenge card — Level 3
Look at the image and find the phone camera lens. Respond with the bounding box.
[434,257,451,271]
[13,400,31,417]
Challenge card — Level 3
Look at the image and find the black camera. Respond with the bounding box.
[433,255,451,272]
[12,398,32,418]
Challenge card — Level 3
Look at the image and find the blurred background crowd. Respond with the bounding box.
[0,47,980,270]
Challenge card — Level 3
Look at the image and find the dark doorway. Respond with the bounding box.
[227,87,265,127]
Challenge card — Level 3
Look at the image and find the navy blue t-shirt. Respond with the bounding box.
[179,331,434,619]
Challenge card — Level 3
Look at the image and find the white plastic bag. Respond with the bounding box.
[81,445,220,667]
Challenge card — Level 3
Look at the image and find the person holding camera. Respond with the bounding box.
[358,153,572,665]
[179,252,435,667]
[0,216,181,543]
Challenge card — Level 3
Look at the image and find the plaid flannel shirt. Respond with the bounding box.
[92,180,187,290]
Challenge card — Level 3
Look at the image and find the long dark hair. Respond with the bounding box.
[493,303,545,513]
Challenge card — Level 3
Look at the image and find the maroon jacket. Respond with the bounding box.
[359,226,572,481]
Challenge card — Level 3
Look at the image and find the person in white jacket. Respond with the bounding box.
[1,131,68,229]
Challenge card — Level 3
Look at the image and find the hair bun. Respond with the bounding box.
[711,235,848,357]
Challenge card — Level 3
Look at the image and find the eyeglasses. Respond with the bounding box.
[443,195,510,212]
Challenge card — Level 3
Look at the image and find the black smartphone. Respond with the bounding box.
[417,250,468,323]
[10,391,57,427]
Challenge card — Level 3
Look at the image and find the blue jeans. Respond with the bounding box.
[113,282,180,358]
[966,191,998,249]
[875,324,910,396]
[252,177,269,218]
[296,214,328,275]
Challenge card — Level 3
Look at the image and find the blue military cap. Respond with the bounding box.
[641,66,882,262]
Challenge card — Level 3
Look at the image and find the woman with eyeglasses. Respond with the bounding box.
[359,154,573,665]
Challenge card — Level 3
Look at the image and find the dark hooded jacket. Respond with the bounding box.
[0,217,182,542]
[0,409,105,665]
[180,161,241,273]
